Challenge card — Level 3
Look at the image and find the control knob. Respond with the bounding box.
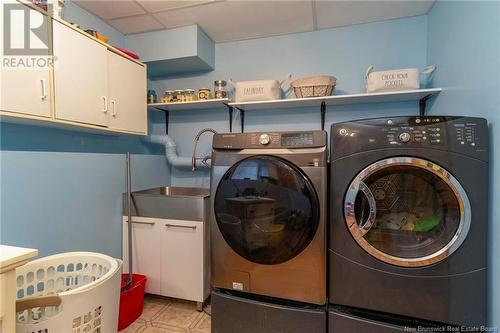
[399,132,411,143]
[259,133,271,145]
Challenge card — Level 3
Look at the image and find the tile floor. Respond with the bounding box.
[120,295,211,333]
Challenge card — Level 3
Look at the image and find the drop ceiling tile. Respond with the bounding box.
[137,0,216,13]
[315,0,435,29]
[108,15,164,34]
[73,0,146,20]
[153,0,314,42]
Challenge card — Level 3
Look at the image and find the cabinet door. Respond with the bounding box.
[161,219,204,302]
[52,21,109,126]
[0,7,51,118]
[122,217,161,295]
[108,51,147,133]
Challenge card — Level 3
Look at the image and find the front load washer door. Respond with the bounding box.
[344,157,471,267]
[214,155,320,265]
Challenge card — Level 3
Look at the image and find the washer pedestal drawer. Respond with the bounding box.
[212,289,326,333]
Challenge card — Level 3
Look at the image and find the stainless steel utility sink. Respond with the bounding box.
[135,186,209,198]
[123,186,210,222]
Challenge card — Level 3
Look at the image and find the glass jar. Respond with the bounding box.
[198,88,212,100]
[174,90,184,103]
[161,90,174,103]
[184,89,196,102]
[214,80,227,99]
[147,89,157,103]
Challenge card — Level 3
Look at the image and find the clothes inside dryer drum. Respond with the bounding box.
[214,155,319,265]
[351,164,461,261]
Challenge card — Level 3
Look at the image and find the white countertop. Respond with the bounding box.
[0,245,38,272]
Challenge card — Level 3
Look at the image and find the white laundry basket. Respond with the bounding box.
[15,252,122,333]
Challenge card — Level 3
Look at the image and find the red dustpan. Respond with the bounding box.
[118,153,147,331]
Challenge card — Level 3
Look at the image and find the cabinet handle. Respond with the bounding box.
[125,219,155,226]
[165,223,197,230]
[40,79,47,100]
[102,96,108,113]
[111,100,117,117]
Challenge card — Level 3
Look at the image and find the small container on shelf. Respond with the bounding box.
[147,90,157,104]
[184,89,196,102]
[198,87,212,100]
[161,90,175,103]
[174,90,184,103]
[214,80,228,99]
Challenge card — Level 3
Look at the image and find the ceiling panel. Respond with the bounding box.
[136,0,217,13]
[108,14,164,34]
[153,0,315,42]
[315,1,435,29]
[73,0,146,20]
[73,0,435,42]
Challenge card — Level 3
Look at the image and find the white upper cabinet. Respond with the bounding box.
[108,51,147,134]
[52,20,109,127]
[1,67,51,118]
[1,4,148,135]
[0,7,51,118]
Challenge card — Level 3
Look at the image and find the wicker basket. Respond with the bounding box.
[292,76,336,98]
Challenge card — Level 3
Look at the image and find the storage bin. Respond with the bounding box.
[230,75,292,102]
[365,65,435,93]
[15,252,122,333]
[292,76,337,98]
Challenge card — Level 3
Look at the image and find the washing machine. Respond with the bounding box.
[210,131,327,332]
[329,116,488,331]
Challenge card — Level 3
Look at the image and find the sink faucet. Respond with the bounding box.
[192,128,218,171]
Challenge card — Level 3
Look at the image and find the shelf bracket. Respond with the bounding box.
[225,104,245,133]
[223,103,236,133]
[151,106,170,134]
[164,109,169,135]
[320,101,326,131]
[229,106,234,132]
[419,94,431,116]
[231,106,245,133]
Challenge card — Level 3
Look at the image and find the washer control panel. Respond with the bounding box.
[213,131,326,149]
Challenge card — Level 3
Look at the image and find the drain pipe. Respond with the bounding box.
[145,134,208,169]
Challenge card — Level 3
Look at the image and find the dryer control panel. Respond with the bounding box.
[332,116,488,161]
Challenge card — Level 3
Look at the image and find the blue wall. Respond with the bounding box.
[427,0,500,327]
[0,151,168,258]
[0,2,170,258]
[150,15,429,187]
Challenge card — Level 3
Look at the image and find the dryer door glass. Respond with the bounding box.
[215,155,320,265]
[345,157,470,267]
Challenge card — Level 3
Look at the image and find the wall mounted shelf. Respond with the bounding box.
[148,98,229,134]
[148,89,441,133]
[229,88,441,132]
[229,88,441,111]
[148,98,229,112]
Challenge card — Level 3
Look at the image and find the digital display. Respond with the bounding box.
[281,133,314,146]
